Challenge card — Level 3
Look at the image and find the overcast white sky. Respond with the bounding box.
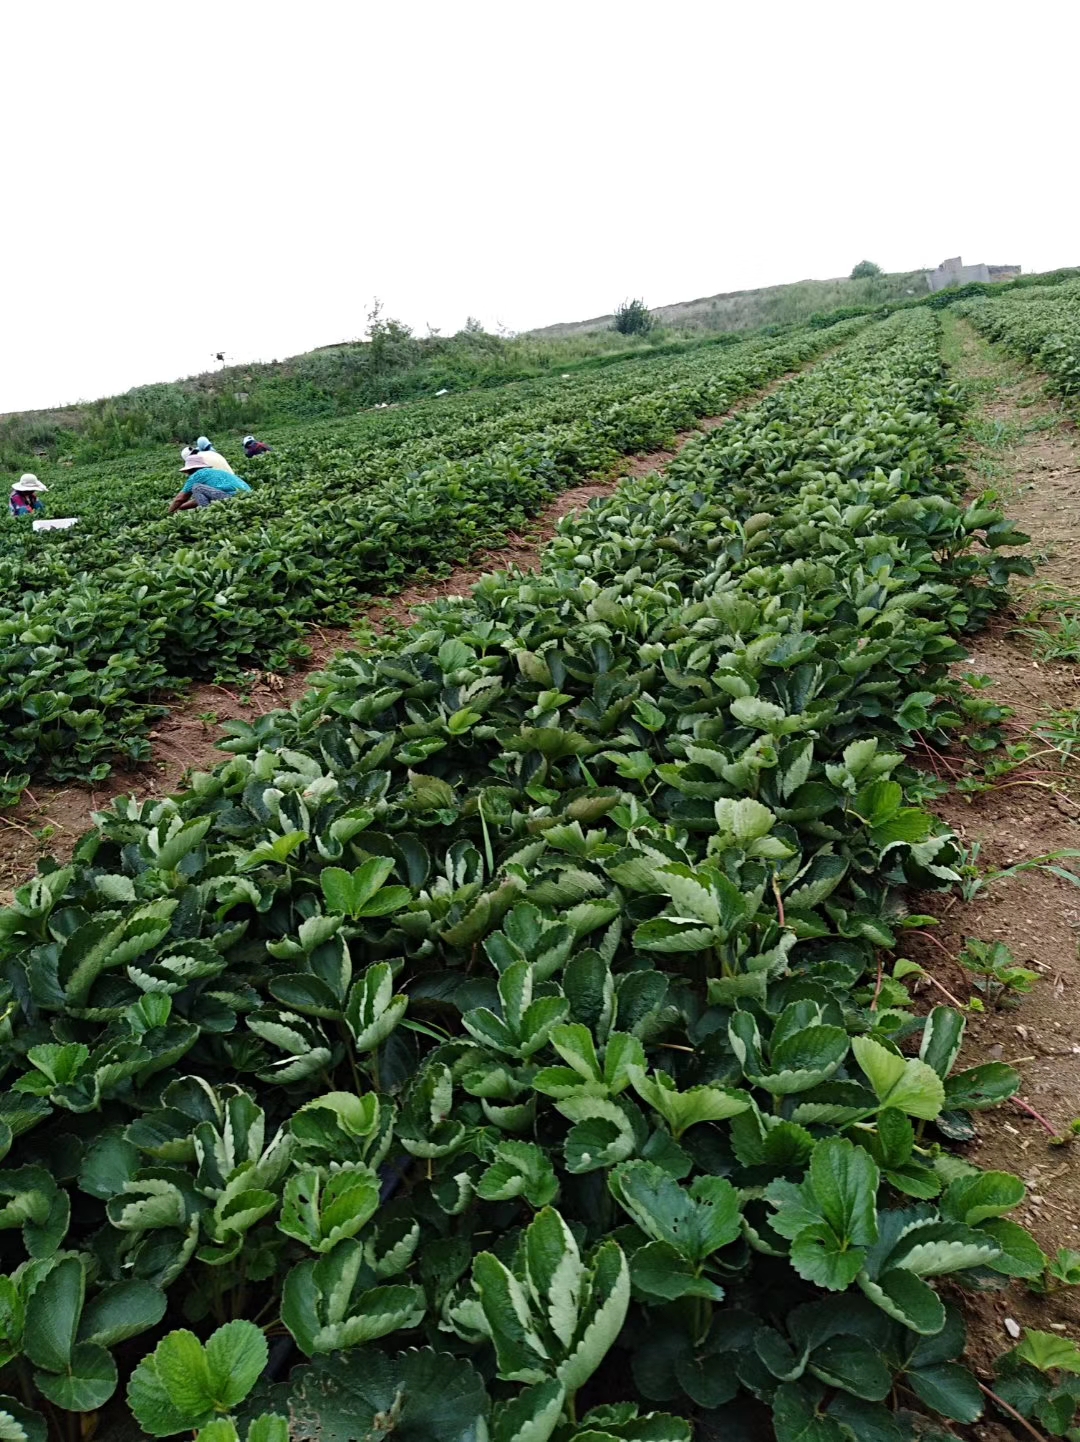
[4,0,1078,413]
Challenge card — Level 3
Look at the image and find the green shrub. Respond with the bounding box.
[612,298,654,336]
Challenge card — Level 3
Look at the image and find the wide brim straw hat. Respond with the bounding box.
[181,455,210,473]
[14,474,47,492]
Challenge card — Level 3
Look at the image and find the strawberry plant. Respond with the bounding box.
[0,310,1049,1440]
[0,323,862,806]
[961,277,1080,398]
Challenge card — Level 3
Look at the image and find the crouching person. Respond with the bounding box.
[9,474,47,517]
[169,453,251,513]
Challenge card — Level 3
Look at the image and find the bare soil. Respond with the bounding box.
[0,381,790,896]
[908,318,1080,1378]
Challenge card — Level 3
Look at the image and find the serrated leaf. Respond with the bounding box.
[555,1238,629,1397]
[0,1396,47,1442]
[472,1252,548,1383]
[205,1319,267,1409]
[285,1348,487,1442]
[940,1171,1025,1226]
[631,1241,724,1302]
[919,1007,965,1080]
[610,1161,741,1264]
[979,1218,1046,1279]
[77,1280,167,1349]
[851,1036,945,1119]
[34,1340,117,1413]
[152,1328,216,1425]
[631,918,714,954]
[808,1336,892,1401]
[1016,1329,1080,1374]
[561,1104,636,1175]
[24,1256,83,1373]
[772,1381,849,1442]
[857,1268,945,1335]
[629,1067,748,1137]
[944,1062,1020,1110]
[907,1362,984,1422]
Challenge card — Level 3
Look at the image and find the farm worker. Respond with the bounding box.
[242,434,271,458]
[9,474,47,517]
[180,442,235,474]
[168,454,251,513]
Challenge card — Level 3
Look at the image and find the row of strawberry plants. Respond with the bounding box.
[959,278,1080,397]
[0,327,841,600]
[0,325,860,808]
[0,310,1040,1442]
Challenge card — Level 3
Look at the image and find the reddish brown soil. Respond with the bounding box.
[907,320,1080,1379]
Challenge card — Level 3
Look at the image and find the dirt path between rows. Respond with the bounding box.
[912,315,1080,1369]
[0,377,794,895]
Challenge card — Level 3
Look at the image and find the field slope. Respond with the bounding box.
[529,268,932,338]
[0,305,1064,1442]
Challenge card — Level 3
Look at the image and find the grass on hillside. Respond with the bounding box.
[4,266,1078,474]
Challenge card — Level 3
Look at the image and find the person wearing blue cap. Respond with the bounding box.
[184,438,235,473]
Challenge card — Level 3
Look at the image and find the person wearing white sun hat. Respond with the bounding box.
[9,474,47,518]
[182,437,235,474]
[242,435,271,459]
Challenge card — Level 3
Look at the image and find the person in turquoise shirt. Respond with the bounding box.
[168,454,251,513]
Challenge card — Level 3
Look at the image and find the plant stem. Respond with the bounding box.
[1013,1096,1057,1136]
[339,1023,364,1095]
[870,952,884,1011]
[978,1381,1051,1442]
[478,792,494,875]
[15,1359,34,1411]
[0,815,41,842]
[251,1295,280,1327]
[915,730,963,778]
[907,933,968,1008]
[692,1292,711,1346]
[771,873,786,928]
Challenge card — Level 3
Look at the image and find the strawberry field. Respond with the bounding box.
[959,279,1080,398]
[1,301,1073,1442]
[0,324,859,810]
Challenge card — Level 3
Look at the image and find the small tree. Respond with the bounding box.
[366,298,417,377]
[613,298,654,336]
[850,260,882,280]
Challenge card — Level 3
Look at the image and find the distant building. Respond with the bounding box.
[926,256,1021,293]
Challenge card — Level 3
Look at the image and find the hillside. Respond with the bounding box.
[0,321,698,470]
[529,269,937,338]
[8,263,1078,474]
